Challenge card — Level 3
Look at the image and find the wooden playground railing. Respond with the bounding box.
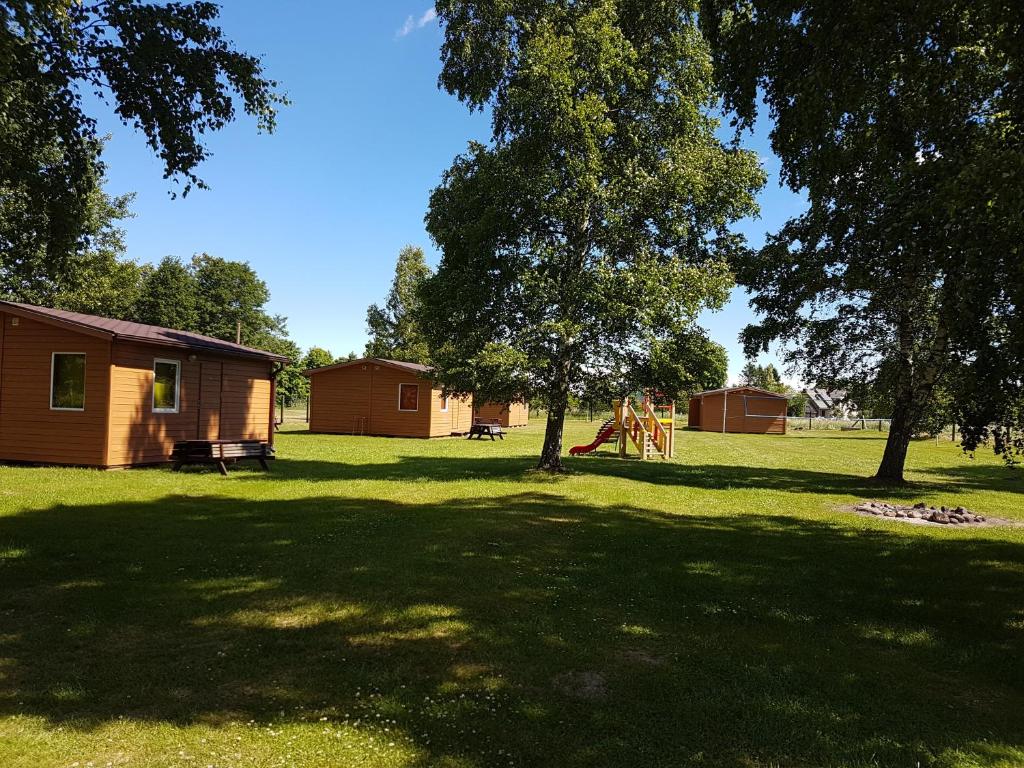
[611,398,675,460]
[642,398,675,458]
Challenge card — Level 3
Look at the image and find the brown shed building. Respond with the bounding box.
[688,386,788,434]
[304,358,473,437]
[0,301,286,468]
[474,401,529,428]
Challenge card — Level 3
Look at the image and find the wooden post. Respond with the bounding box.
[669,400,676,458]
[951,421,956,441]
[618,398,628,458]
[722,391,728,433]
[268,364,279,448]
[236,320,242,345]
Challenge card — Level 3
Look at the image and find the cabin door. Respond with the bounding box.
[198,362,222,440]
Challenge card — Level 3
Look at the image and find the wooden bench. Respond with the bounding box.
[468,419,504,440]
[171,440,274,475]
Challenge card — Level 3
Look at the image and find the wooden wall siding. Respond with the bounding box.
[368,366,432,437]
[309,363,469,437]
[428,389,452,437]
[452,396,474,433]
[107,342,200,466]
[0,312,111,465]
[107,343,272,466]
[309,364,372,434]
[506,402,529,427]
[219,360,272,441]
[475,401,528,427]
[687,397,701,428]
[697,389,786,434]
[199,361,222,440]
[430,392,474,436]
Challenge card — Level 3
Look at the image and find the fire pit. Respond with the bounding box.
[854,501,986,525]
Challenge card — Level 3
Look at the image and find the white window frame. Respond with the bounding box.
[50,352,86,411]
[153,358,182,414]
[440,394,449,413]
[398,383,419,412]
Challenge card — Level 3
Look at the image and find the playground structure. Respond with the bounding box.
[569,397,675,459]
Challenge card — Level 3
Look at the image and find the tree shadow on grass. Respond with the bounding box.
[913,463,1024,494]
[1,492,1023,766]
[258,454,947,499]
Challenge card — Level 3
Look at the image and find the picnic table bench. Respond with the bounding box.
[468,419,504,440]
[171,439,274,475]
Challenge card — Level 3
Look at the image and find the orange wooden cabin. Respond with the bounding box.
[304,358,473,437]
[688,386,788,434]
[0,301,286,468]
[474,401,529,428]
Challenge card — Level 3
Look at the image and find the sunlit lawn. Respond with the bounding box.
[1,422,1022,767]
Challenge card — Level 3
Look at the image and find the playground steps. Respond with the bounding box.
[641,432,662,460]
[596,418,619,444]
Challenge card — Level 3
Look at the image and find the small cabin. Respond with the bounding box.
[0,301,287,467]
[474,401,529,428]
[688,386,788,434]
[304,358,473,437]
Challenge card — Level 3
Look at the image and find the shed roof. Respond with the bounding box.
[303,357,433,377]
[692,385,789,399]
[0,300,288,362]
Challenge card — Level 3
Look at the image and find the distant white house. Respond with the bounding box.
[803,389,858,419]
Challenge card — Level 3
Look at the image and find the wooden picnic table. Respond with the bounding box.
[171,439,274,475]
[467,420,504,440]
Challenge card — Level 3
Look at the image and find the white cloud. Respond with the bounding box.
[397,15,415,37]
[396,6,437,38]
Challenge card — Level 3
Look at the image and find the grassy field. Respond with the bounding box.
[1,422,1022,767]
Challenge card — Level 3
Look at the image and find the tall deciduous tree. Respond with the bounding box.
[301,347,336,371]
[365,245,432,363]
[1,153,142,318]
[1,0,284,285]
[190,254,284,347]
[739,362,784,393]
[636,328,729,402]
[423,0,764,470]
[135,256,200,332]
[135,253,304,404]
[701,0,1023,480]
[136,253,286,349]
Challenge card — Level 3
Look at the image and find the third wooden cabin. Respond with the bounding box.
[474,401,529,428]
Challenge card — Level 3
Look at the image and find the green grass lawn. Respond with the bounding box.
[1,423,1022,767]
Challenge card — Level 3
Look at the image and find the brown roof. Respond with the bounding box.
[692,385,789,399]
[303,357,433,377]
[0,300,289,362]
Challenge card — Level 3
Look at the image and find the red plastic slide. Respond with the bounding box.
[569,424,617,455]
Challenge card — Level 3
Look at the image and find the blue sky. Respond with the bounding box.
[91,2,806,385]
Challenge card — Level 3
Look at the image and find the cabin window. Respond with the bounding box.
[153,359,181,413]
[399,383,419,412]
[441,395,449,413]
[50,353,86,410]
